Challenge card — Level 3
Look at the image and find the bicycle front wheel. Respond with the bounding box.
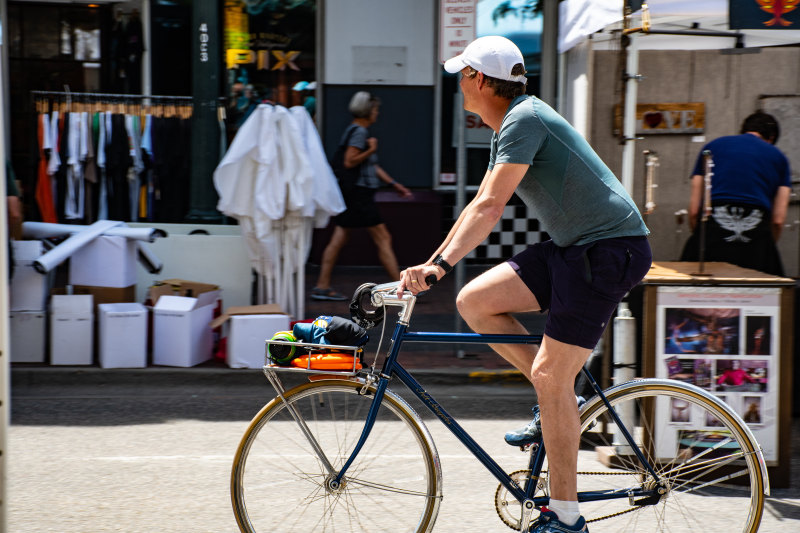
[231,379,441,533]
[542,380,766,532]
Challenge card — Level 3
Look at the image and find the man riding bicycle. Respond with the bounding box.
[398,36,652,533]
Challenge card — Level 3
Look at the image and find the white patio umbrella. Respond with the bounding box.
[214,104,344,319]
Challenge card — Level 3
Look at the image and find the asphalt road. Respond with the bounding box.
[9,370,800,532]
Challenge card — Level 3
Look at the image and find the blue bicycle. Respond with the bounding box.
[231,282,769,532]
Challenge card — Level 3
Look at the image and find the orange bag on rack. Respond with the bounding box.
[290,353,362,371]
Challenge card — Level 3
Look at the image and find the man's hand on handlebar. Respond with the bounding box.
[397,264,441,298]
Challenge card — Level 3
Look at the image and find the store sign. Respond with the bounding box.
[440,0,476,63]
[730,0,800,29]
[613,102,705,136]
[226,49,301,71]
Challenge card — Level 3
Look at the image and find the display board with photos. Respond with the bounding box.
[654,286,779,462]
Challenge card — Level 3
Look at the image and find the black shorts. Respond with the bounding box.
[335,186,383,228]
[508,236,652,349]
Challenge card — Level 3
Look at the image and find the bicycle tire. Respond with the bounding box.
[231,379,442,533]
[538,379,766,532]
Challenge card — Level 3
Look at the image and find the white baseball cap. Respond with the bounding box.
[444,36,526,83]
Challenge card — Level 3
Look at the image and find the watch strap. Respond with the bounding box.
[433,254,453,274]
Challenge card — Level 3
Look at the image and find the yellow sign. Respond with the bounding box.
[226,49,301,71]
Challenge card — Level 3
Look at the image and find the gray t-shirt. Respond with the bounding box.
[489,95,649,247]
[343,125,380,189]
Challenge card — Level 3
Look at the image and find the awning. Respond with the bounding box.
[560,0,800,52]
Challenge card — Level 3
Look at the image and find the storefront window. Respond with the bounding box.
[223,0,317,131]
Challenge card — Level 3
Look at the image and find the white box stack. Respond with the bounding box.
[152,291,219,367]
[49,294,94,365]
[9,311,46,363]
[69,235,137,288]
[10,240,49,312]
[98,303,148,368]
[228,314,290,369]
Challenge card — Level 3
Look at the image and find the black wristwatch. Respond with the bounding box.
[432,254,453,275]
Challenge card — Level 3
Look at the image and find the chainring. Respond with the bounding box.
[495,469,547,531]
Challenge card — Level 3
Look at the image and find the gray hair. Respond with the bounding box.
[349,91,380,118]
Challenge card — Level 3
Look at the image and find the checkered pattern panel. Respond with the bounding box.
[441,199,548,263]
[467,203,547,261]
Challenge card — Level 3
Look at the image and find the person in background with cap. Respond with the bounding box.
[397,36,651,532]
[680,110,791,276]
[311,91,412,301]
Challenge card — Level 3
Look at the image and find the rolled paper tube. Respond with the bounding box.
[33,220,123,274]
[23,221,167,242]
[137,241,163,274]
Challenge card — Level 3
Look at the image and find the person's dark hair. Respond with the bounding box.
[349,91,381,118]
[740,111,780,144]
[465,64,527,99]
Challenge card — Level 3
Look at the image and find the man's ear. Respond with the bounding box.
[475,71,485,89]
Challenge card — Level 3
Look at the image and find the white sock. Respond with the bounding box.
[547,499,581,527]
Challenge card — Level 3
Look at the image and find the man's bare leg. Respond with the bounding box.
[457,262,590,502]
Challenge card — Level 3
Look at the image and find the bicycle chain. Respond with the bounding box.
[494,469,654,529]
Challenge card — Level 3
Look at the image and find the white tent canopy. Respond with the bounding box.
[560,0,800,52]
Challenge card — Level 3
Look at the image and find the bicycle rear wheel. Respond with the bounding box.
[231,379,442,533]
[540,380,766,532]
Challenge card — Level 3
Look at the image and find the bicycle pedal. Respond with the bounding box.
[519,441,539,453]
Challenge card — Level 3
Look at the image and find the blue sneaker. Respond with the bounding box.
[529,510,589,532]
[504,396,587,447]
[505,405,543,446]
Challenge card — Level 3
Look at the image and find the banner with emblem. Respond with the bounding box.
[730,0,800,29]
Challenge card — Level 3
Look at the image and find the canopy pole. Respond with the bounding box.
[621,34,640,195]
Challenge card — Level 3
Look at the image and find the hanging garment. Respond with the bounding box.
[64,112,85,220]
[140,114,155,220]
[106,113,132,221]
[35,112,58,223]
[54,112,69,222]
[96,111,108,220]
[83,111,98,222]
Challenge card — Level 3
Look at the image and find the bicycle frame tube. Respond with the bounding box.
[333,323,661,505]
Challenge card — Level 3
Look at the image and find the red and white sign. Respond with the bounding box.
[439,0,477,63]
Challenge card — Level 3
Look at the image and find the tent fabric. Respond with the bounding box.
[213,105,345,318]
[559,0,800,52]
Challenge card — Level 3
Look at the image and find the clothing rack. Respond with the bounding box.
[31,90,195,118]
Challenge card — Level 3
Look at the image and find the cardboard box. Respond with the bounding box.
[152,290,220,367]
[98,303,147,368]
[69,235,137,288]
[53,285,137,311]
[211,304,289,369]
[9,311,46,363]
[10,240,49,312]
[147,278,220,302]
[49,294,94,365]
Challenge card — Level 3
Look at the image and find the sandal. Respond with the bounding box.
[310,287,348,301]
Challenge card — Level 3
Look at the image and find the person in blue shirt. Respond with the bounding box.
[680,111,791,276]
[398,36,651,533]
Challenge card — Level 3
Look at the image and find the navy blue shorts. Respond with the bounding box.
[508,236,652,350]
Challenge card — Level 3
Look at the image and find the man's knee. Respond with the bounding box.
[456,283,482,325]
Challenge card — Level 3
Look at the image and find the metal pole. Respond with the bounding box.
[620,35,639,195]
[539,0,559,107]
[0,14,10,524]
[454,92,467,358]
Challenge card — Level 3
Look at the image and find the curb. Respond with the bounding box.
[10,364,527,388]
